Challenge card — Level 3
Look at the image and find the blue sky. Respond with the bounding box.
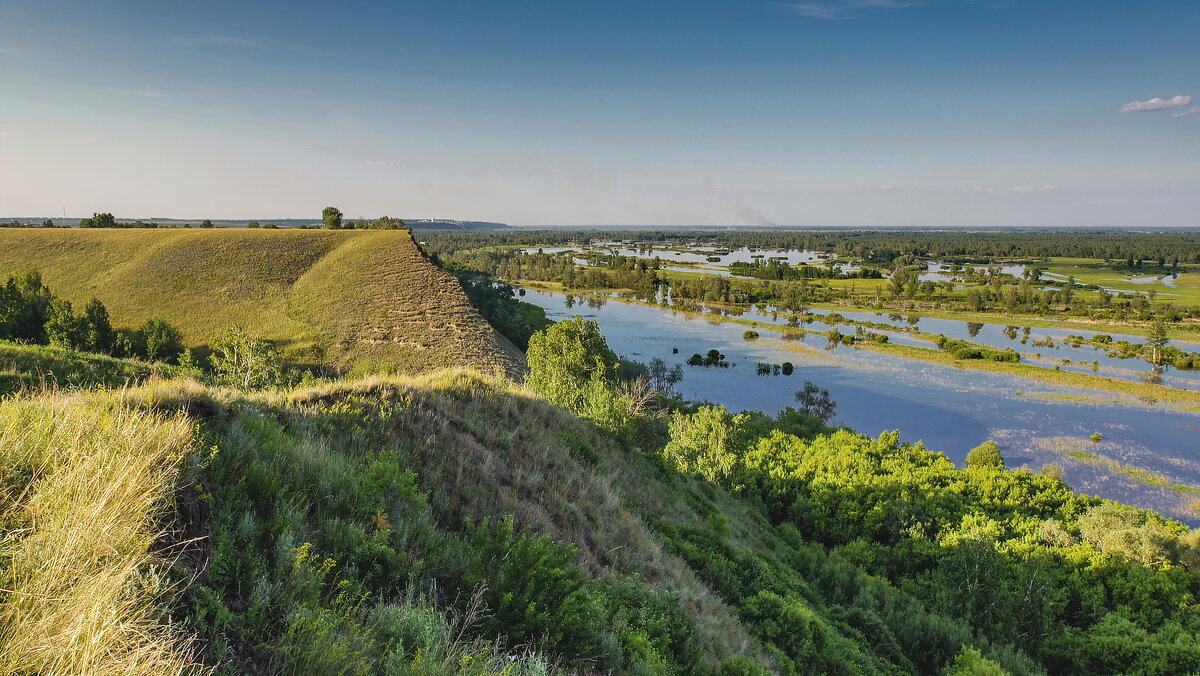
[0,0,1196,226]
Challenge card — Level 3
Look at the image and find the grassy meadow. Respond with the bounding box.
[0,229,523,375]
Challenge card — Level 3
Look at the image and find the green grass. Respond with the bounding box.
[1039,257,1200,304]
[0,229,523,375]
[0,342,183,396]
[856,339,1200,406]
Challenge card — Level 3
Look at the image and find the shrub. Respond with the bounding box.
[465,516,601,656]
[138,317,185,363]
[965,440,1005,470]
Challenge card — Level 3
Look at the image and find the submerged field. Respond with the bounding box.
[0,229,523,375]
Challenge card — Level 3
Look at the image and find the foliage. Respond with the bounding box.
[138,317,185,363]
[322,206,344,230]
[208,325,283,389]
[965,440,1005,470]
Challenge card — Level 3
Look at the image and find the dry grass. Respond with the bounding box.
[0,229,523,376]
[0,392,200,675]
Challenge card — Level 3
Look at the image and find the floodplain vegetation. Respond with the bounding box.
[426,229,1200,405]
[1,227,1200,675]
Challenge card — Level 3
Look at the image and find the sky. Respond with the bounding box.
[0,0,1197,227]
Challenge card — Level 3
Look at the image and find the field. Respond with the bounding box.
[0,229,523,375]
[1039,257,1200,304]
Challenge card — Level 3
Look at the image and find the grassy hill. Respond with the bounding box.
[0,342,183,395]
[0,229,523,375]
[4,361,1199,674]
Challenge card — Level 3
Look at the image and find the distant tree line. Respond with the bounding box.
[426,228,1200,265]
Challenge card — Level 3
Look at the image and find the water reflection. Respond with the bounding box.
[521,287,1200,525]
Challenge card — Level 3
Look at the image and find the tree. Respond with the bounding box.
[322,206,344,230]
[44,299,86,349]
[526,316,619,414]
[247,220,261,229]
[942,647,1006,675]
[200,219,215,228]
[79,212,117,228]
[373,216,406,230]
[795,381,837,423]
[662,405,749,483]
[966,440,1004,470]
[82,298,114,353]
[210,325,283,389]
[1145,319,1169,368]
[0,270,52,343]
[648,357,684,399]
[138,317,185,363]
[41,219,56,228]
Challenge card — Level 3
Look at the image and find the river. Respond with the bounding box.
[521,288,1200,525]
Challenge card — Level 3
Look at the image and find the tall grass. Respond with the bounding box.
[0,393,199,675]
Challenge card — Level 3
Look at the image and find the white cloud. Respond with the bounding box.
[1120,95,1191,113]
[75,138,100,144]
[1170,106,1200,118]
[1011,185,1056,194]
[875,185,896,191]
[118,89,167,97]
[170,35,261,48]
[789,0,924,19]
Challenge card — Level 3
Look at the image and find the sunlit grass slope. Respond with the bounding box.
[0,391,198,675]
[0,229,523,375]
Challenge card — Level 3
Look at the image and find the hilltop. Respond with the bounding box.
[1,218,511,230]
[0,228,523,375]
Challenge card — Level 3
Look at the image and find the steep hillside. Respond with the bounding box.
[4,366,1200,674]
[0,229,523,375]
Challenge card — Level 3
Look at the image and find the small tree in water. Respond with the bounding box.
[647,357,683,399]
[794,381,836,423]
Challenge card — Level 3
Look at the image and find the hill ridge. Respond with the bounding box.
[0,228,524,375]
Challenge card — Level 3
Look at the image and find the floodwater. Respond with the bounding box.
[522,288,1200,525]
[522,244,858,276]
[595,290,1200,390]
